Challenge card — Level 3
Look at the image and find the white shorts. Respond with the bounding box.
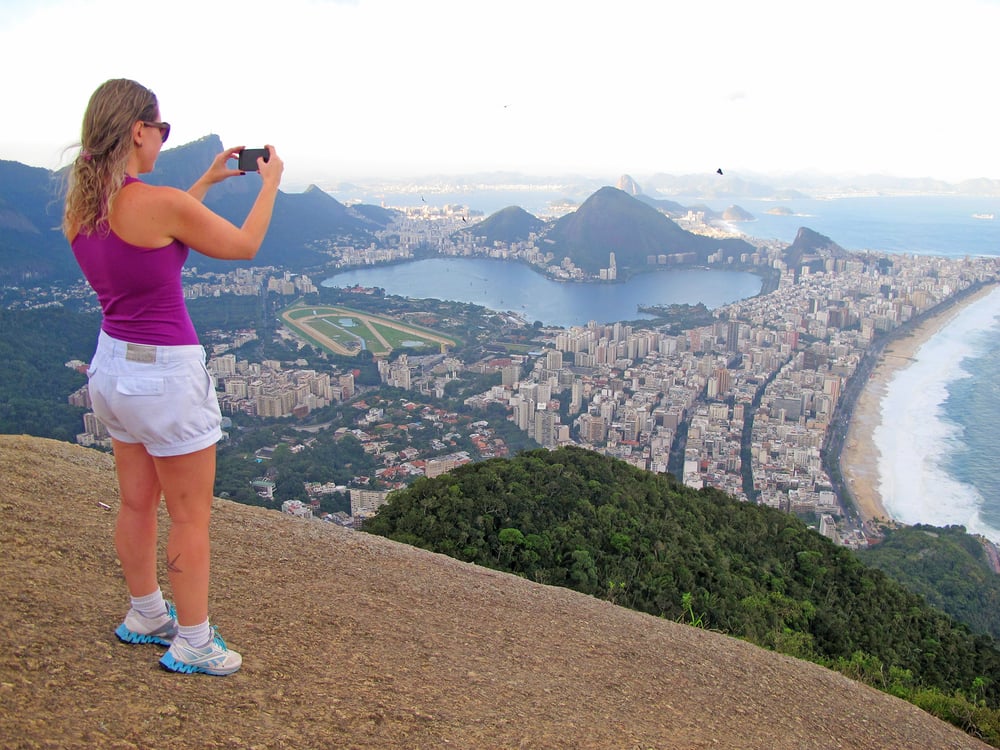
[87,330,223,457]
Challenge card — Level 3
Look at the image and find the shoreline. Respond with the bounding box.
[841,283,998,529]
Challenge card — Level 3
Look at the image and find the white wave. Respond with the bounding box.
[874,286,1000,544]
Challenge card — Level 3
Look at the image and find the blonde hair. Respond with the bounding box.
[62,79,159,239]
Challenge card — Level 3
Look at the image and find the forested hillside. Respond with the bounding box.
[0,308,97,440]
[364,446,1000,741]
[859,524,1000,639]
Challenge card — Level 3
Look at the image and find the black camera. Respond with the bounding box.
[237,148,270,172]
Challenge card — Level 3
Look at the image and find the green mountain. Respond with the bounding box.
[858,524,1000,639]
[0,159,71,281]
[457,205,546,245]
[364,446,1000,712]
[784,226,848,276]
[541,186,756,273]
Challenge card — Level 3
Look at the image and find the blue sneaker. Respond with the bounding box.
[115,601,178,646]
[159,628,242,676]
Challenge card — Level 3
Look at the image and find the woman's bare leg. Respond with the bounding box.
[153,445,217,627]
[112,439,162,598]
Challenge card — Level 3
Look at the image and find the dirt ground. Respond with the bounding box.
[0,434,991,750]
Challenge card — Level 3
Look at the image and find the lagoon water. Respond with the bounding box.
[324,193,1000,540]
[323,258,762,329]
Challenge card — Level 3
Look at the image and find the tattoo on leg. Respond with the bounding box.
[166,552,183,574]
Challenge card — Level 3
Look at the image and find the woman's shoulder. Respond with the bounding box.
[111,180,194,246]
[117,180,190,211]
[122,178,184,197]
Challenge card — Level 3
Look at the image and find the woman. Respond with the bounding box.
[63,79,283,676]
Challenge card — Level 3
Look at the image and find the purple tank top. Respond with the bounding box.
[71,176,198,346]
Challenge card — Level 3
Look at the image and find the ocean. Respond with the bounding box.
[874,286,1000,544]
[692,195,1000,258]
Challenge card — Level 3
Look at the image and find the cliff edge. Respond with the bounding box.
[0,435,989,749]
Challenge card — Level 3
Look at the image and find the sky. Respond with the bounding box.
[2,0,999,189]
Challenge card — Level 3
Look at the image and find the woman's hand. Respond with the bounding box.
[258,145,284,189]
[188,146,245,202]
[161,145,284,261]
[206,146,246,184]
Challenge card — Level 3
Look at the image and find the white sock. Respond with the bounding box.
[131,589,167,619]
[177,619,213,648]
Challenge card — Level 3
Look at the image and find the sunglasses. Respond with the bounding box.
[142,121,171,144]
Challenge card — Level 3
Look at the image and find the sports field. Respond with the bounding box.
[280,304,457,357]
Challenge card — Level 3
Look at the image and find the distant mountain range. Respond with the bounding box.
[623,171,1000,199]
[324,170,1000,204]
[0,135,397,283]
[0,159,70,282]
[1,139,868,284]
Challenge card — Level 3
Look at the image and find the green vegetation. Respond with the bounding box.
[368,321,440,351]
[859,524,1000,639]
[216,428,375,509]
[187,295,266,332]
[0,309,97,440]
[634,301,717,333]
[364,446,1000,744]
[314,316,369,348]
[281,303,456,357]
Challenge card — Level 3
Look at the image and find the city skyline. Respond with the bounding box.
[3,0,999,187]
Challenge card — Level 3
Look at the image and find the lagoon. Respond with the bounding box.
[322,258,763,328]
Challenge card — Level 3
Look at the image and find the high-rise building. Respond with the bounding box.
[570,380,583,414]
[545,349,563,370]
[726,321,740,353]
[501,364,521,386]
[339,373,355,399]
[211,353,237,377]
[83,412,108,439]
[534,407,559,447]
[351,489,390,518]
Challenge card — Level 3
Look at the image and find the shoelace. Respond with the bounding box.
[209,626,227,650]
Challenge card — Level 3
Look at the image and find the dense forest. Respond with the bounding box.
[859,524,1000,639]
[364,446,1000,743]
[0,308,98,440]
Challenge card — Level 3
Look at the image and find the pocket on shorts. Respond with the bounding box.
[197,361,216,403]
[115,376,166,396]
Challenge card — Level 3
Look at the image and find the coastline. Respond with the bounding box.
[841,283,998,529]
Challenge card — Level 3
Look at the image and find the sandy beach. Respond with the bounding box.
[841,283,998,527]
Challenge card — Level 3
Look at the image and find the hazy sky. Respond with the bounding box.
[2,0,998,188]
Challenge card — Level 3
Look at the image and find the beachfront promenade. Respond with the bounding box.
[470,248,1000,548]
